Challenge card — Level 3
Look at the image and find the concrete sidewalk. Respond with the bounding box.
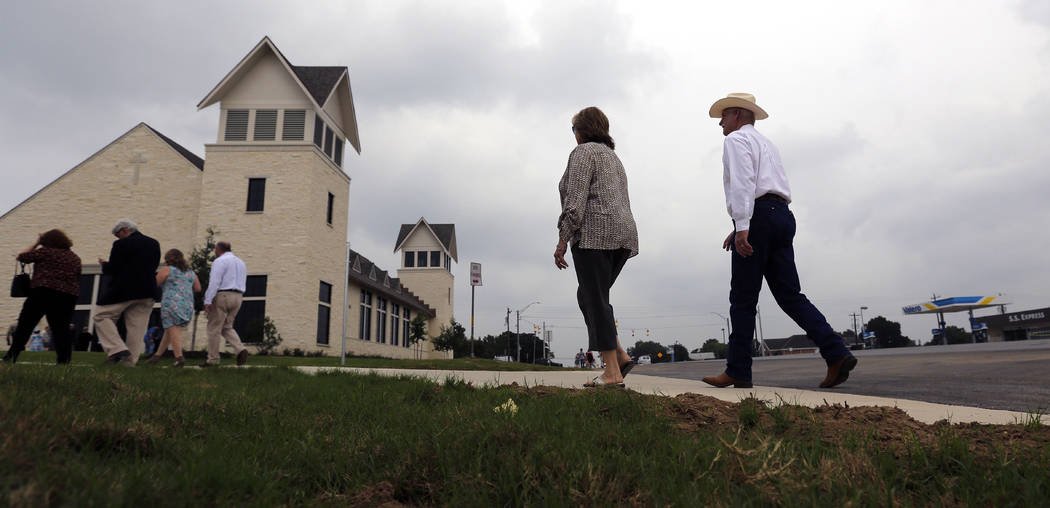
[296,366,1048,425]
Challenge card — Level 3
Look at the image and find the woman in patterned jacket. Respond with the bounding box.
[555,107,639,387]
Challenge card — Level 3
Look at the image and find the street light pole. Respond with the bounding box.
[515,301,540,362]
[711,312,730,344]
[859,306,868,348]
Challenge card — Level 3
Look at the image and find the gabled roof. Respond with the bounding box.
[1,123,202,220]
[348,249,435,318]
[394,217,457,261]
[143,124,204,170]
[196,36,361,154]
[292,66,345,105]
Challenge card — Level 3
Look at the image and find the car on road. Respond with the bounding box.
[637,355,652,365]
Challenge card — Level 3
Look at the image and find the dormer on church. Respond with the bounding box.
[394,218,457,334]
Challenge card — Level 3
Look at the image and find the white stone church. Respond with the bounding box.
[0,37,455,359]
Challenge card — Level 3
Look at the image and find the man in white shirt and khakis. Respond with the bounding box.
[201,241,249,367]
[702,93,857,389]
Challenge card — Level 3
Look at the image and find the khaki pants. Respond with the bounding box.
[93,297,155,365]
[206,291,247,363]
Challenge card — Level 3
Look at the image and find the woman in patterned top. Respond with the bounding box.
[3,229,81,364]
[147,249,200,367]
[555,106,639,388]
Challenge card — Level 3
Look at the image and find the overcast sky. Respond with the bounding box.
[3,1,1049,360]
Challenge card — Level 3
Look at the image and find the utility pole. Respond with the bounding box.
[505,307,511,358]
[515,310,520,362]
[756,305,765,356]
[542,321,547,362]
[849,313,859,340]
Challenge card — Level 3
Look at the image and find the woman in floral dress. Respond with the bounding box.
[147,249,200,367]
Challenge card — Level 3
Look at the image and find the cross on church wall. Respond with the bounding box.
[129,153,147,185]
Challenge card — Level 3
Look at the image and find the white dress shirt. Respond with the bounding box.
[204,251,247,304]
[722,124,792,231]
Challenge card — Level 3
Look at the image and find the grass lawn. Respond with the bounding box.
[7,351,569,371]
[1,363,1048,506]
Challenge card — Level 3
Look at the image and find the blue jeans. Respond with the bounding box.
[726,199,850,382]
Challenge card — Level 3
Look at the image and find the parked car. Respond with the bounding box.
[637,355,652,365]
[493,356,513,362]
[689,349,715,361]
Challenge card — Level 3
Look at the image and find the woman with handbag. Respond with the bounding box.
[3,230,81,364]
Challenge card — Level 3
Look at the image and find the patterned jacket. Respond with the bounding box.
[558,142,639,257]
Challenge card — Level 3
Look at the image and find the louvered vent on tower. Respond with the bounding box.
[282,110,306,140]
[225,110,248,141]
[253,110,277,141]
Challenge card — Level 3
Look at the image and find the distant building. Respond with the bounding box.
[761,334,818,356]
[0,37,454,358]
[975,307,1050,342]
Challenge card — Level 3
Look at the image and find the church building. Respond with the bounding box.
[0,37,454,359]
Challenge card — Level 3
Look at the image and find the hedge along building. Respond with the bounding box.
[0,37,453,358]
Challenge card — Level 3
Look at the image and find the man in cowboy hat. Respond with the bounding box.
[703,93,857,389]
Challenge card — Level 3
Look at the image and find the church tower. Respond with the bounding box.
[195,37,361,350]
[394,218,457,337]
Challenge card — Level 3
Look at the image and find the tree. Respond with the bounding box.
[628,340,669,363]
[255,316,283,355]
[943,325,971,345]
[700,338,728,359]
[865,316,913,348]
[187,226,219,350]
[433,319,470,358]
[404,315,428,359]
[670,343,690,362]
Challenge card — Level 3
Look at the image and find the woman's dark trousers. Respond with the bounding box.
[6,287,76,363]
[726,199,850,382]
[571,246,630,352]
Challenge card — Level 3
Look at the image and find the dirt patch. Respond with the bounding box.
[667,393,1050,458]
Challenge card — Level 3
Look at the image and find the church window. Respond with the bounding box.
[359,289,373,341]
[225,110,249,141]
[246,178,266,212]
[324,126,334,157]
[282,110,306,140]
[430,251,441,267]
[334,137,344,166]
[233,275,268,343]
[376,297,388,344]
[253,110,277,141]
[313,116,324,148]
[326,192,334,225]
[417,251,428,267]
[404,251,415,268]
[317,281,332,345]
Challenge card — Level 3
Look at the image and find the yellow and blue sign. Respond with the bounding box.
[902,295,1006,315]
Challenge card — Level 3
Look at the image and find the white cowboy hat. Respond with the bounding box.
[709,92,769,120]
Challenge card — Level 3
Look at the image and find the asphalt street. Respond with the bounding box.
[633,340,1050,413]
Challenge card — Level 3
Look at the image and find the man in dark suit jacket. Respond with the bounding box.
[92,218,161,365]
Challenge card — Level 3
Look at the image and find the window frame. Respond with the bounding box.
[246,178,266,212]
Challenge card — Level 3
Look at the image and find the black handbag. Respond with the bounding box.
[10,263,30,298]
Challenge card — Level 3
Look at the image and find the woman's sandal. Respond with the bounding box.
[583,376,625,388]
[145,355,161,365]
[173,357,184,368]
[620,360,638,378]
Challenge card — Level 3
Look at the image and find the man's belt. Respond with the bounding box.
[756,193,788,204]
[218,289,243,294]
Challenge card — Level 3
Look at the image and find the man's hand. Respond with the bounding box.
[554,239,569,270]
[734,230,753,257]
[722,231,734,251]
[97,258,106,265]
[205,304,213,314]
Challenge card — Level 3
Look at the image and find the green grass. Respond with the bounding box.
[6,351,569,371]
[1,364,1048,506]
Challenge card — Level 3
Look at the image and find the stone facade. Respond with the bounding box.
[0,123,203,335]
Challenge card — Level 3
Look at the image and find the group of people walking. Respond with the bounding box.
[556,94,858,389]
[3,219,250,368]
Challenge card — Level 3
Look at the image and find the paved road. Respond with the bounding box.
[633,340,1050,412]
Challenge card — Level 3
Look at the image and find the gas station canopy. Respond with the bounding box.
[902,295,1007,315]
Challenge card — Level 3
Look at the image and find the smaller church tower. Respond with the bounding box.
[394,218,457,336]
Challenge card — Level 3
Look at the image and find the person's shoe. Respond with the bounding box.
[198,361,215,368]
[145,354,162,365]
[620,360,638,378]
[1,352,15,364]
[702,372,753,388]
[236,349,248,366]
[104,350,131,365]
[819,355,858,388]
[173,357,184,368]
